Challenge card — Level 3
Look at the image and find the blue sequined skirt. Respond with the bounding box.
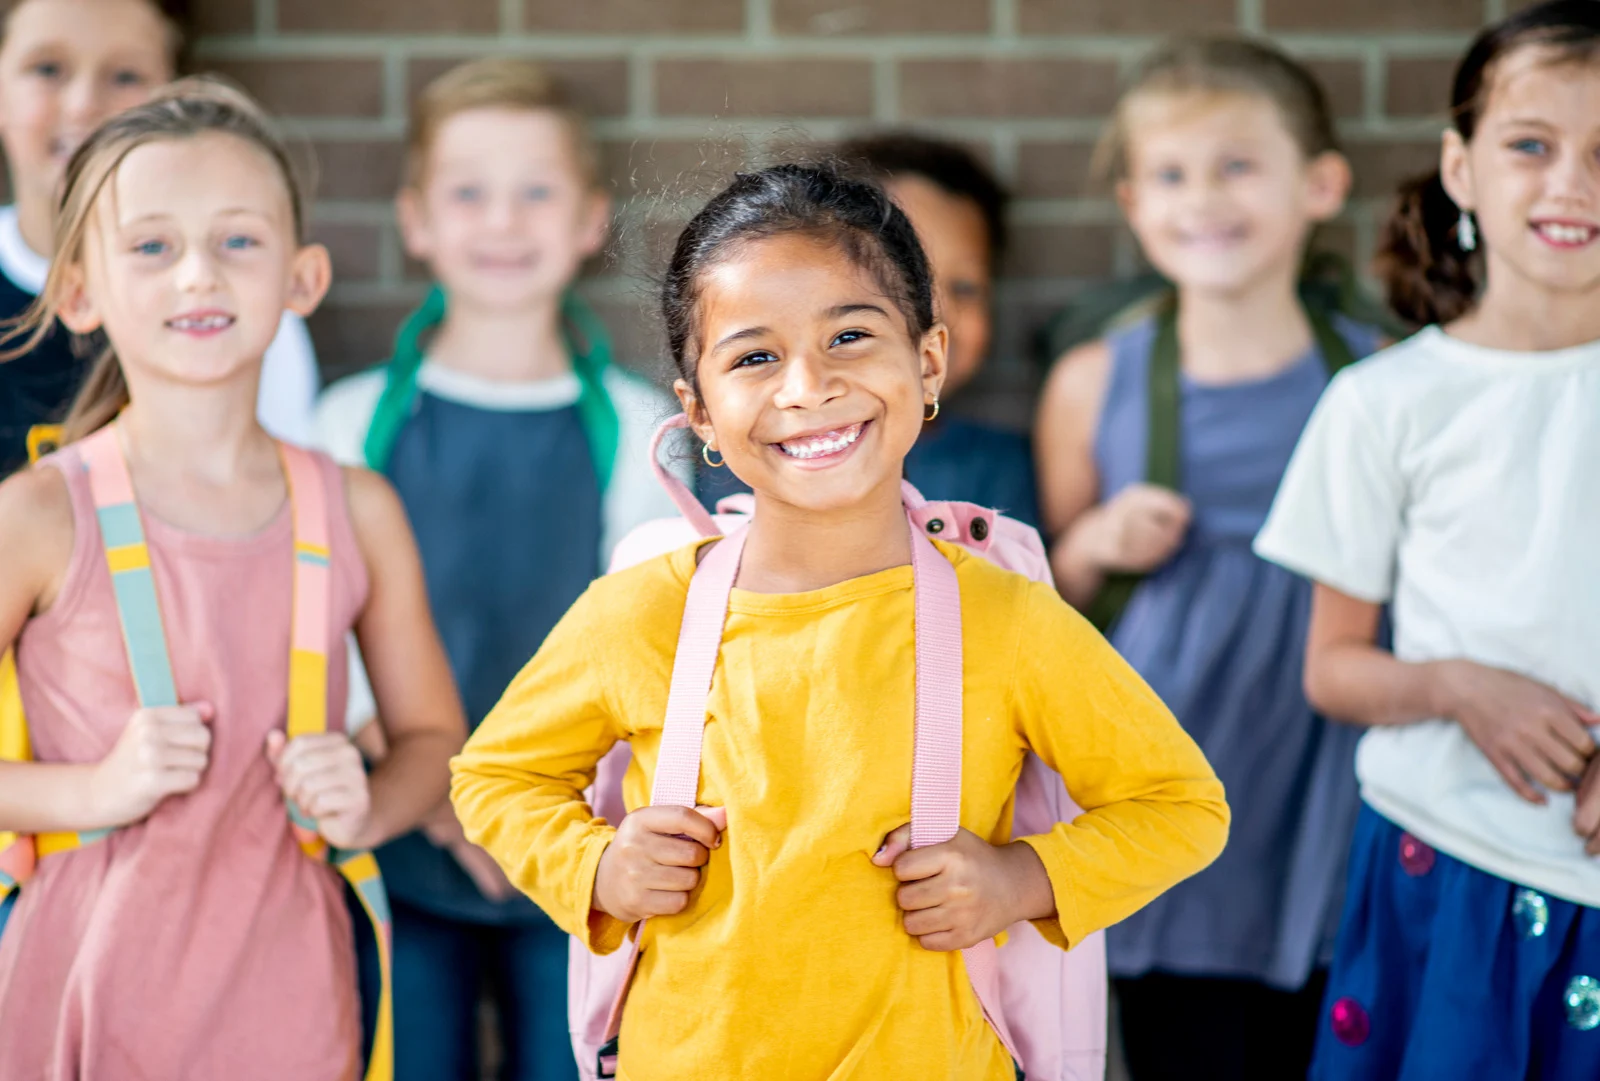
[1312,804,1600,1080]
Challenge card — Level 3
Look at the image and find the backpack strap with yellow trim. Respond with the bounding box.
[0,424,393,1081]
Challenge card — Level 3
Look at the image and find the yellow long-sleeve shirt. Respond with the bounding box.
[452,539,1228,1080]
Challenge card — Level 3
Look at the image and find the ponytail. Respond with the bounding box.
[1376,170,1479,328]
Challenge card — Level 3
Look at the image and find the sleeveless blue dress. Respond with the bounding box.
[1097,314,1380,990]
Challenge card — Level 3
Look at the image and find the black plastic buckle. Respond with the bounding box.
[596,1036,620,1079]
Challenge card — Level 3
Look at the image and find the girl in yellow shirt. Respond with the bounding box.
[451,163,1230,1080]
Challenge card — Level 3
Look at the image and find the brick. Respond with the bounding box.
[191,0,255,36]
[278,0,498,33]
[522,0,743,34]
[308,140,407,201]
[1263,0,1480,32]
[900,59,1120,120]
[308,301,414,378]
[209,59,383,119]
[1386,57,1456,119]
[656,58,874,119]
[407,57,630,119]
[1016,141,1101,199]
[1345,140,1442,199]
[774,0,989,35]
[312,222,383,284]
[1003,223,1118,279]
[1301,58,1365,121]
[1018,0,1235,34]
[598,137,754,198]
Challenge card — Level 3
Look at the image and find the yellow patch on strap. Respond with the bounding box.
[0,651,30,764]
[105,544,151,575]
[287,648,327,739]
[34,831,83,857]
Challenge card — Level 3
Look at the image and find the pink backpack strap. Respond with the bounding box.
[649,415,718,539]
[599,515,1023,1074]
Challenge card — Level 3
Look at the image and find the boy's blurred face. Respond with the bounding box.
[398,107,609,314]
[884,174,993,397]
[0,0,172,223]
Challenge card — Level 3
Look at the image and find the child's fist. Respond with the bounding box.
[266,731,373,850]
[593,804,727,923]
[873,824,1055,952]
[92,703,214,827]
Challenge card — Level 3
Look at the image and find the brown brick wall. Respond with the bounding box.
[187,0,1502,419]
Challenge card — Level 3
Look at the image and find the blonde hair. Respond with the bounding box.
[1094,35,1342,184]
[404,56,600,189]
[0,76,309,444]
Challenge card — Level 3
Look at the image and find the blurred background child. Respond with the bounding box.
[316,58,678,1081]
[1035,36,1382,1080]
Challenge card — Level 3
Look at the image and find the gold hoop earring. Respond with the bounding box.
[924,398,940,423]
[702,443,725,468]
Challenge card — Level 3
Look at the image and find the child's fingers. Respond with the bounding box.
[639,805,721,849]
[301,785,368,821]
[1517,744,1574,794]
[1535,728,1589,783]
[1491,748,1546,804]
[274,733,358,773]
[642,833,711,869]
[903,905,954,939]
[895,878,948,913]
[891,845,948,883]
[641,888,693,917]
[872,824,912,867]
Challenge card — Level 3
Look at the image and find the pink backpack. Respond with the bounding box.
[568,415,1108,1081]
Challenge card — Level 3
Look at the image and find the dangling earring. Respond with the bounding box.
[1458,209,1478,252]
[923,398,940,423]
[701,442,725,468]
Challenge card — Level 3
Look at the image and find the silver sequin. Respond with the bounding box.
[1566,976,1600,1032]
[1513,889,1550,940]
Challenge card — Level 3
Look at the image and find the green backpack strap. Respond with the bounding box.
[1083,293,1357,635]
[361,288,621,491]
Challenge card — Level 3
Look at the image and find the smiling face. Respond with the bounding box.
[1118,90,1348,297]
[1442,47,1600,303]
[675,232,947,515]
[56,131,328,391]
[0,0,173,219]
[398,106,608,313]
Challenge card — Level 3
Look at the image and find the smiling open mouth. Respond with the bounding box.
[1533,221,1600,248]
[776,422,866,460]
[166,314,235,333]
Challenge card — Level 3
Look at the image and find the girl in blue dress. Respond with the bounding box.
[1035,36,1381,1079]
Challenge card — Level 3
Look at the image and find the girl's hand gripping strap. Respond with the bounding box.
[597,516,1024,1076]
[279,443,395,1081]
[595,525,748,1077]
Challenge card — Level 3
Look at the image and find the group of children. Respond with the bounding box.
[0,0,1593,1078]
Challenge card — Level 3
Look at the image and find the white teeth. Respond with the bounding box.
[169,315,231,330]
[1539,223,1596,245]
[778,424,863,460]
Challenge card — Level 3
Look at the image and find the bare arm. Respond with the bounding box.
[344,467,467,848]
[1034,341,1190,610]
[1306,584,1596,803]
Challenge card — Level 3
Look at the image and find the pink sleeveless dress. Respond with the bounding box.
[0,444,368,1081]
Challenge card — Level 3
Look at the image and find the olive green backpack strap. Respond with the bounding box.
[1082,295,1358,635]
[1083,294,1181,633]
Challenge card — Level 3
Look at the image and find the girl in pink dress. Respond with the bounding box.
[0,80,465,1080]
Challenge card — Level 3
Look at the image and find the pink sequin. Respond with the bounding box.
[1398,833,1435,876]
[1331,998,1371,1047]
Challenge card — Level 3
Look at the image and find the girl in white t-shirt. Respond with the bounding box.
[1255,3,1600,1077]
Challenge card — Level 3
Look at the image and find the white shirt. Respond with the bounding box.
[0,205,320,444]
[1255,326,1600,905]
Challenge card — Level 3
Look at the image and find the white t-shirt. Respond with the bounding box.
[1255,325,1600,906]
[0,205,320,444]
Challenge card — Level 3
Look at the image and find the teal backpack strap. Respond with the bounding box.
[562,292,620,493]
[362,287,622,492]
[362,286,447,472]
